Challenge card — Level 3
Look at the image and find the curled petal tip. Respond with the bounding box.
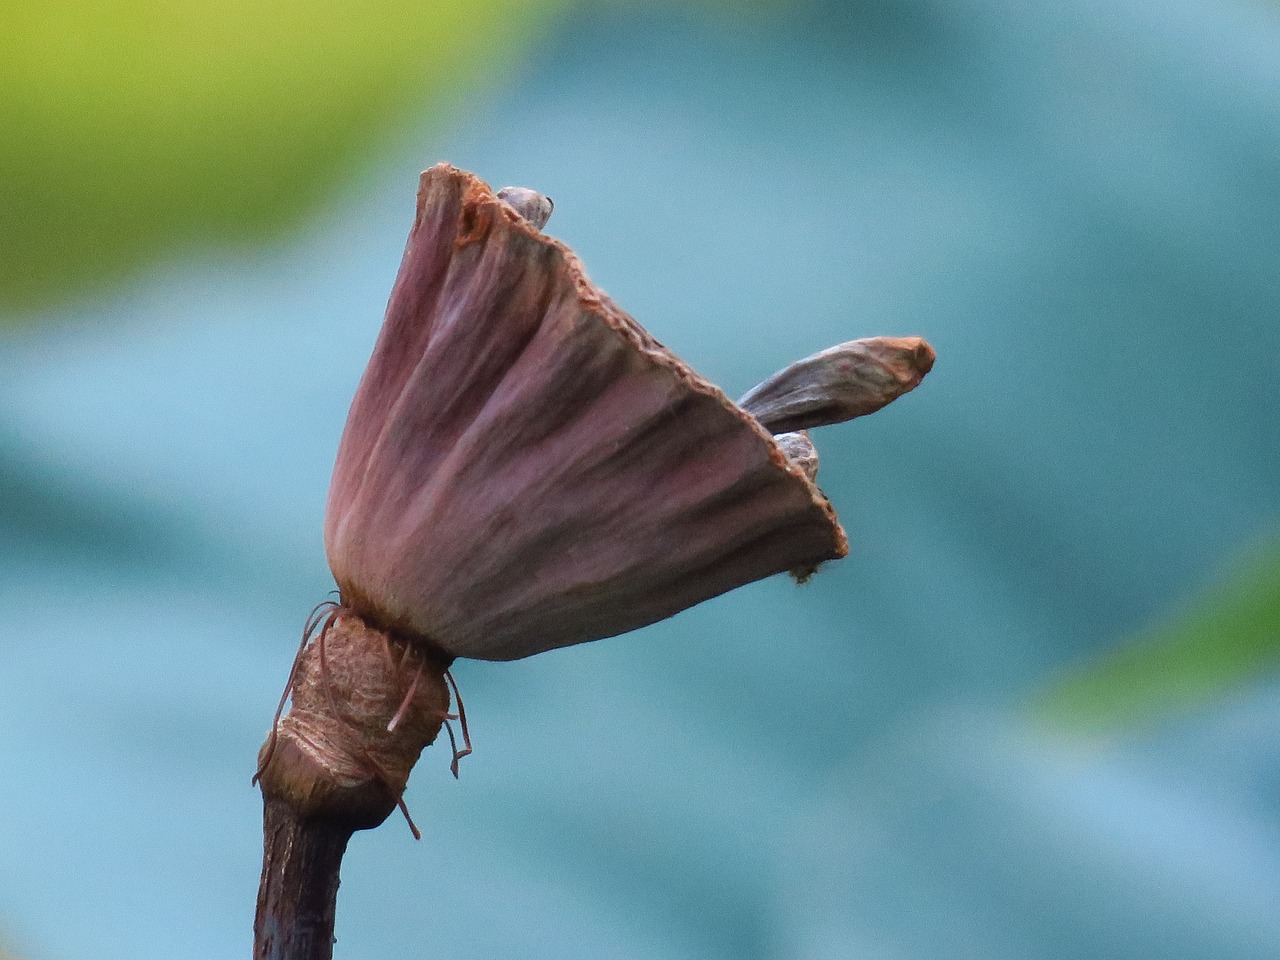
[880,335,936,376]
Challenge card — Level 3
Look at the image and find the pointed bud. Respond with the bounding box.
[739,336,935,434]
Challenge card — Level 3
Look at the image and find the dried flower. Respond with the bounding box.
[322,163,923,662]
[255,164,935,959]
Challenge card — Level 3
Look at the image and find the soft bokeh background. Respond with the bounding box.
[2,1,1279,958]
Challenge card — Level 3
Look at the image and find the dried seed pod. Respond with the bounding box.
[739,336,935,434]
[324,164,850,662]
[496,186,553,229]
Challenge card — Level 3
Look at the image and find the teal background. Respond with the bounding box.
[2,2,1278,958]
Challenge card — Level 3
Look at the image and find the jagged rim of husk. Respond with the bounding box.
[426,162,849,560]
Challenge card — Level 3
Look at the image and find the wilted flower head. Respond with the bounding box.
[253,167,935,952]
[324,164,932,662]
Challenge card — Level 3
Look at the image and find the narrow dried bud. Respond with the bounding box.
[496,186,553,229]
[739,336,936,434]
[774,431,819,482]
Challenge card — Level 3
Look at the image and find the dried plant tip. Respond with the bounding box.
[324,164,846,662]
[739,336,936,434]
[497,186,553,229]
[774,431,819,482]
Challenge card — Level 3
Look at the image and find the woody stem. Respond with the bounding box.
[254,736,402,960]
[255,799,354,960]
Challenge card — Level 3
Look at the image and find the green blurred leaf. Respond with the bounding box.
[0,0,570,317]
[1035,535,1280,733]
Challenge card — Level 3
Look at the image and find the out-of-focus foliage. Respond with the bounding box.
[1037,537,1280,733]
[4,2,1280,957]
[0,0,569,317]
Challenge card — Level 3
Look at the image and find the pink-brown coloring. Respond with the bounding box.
[323,164,864,662]
[256,163,936,960]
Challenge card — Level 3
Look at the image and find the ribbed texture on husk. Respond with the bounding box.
[324,164,847,661]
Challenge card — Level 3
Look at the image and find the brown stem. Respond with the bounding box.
[254,736,402,960]
[255,800,354,960]
[253,612,451,959]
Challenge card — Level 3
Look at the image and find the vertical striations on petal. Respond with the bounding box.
[325,165,847,661]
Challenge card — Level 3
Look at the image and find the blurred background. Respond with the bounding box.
[2,0,1278,957]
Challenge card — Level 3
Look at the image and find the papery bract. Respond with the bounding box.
[324,164,848,661]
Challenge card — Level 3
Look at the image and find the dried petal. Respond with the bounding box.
[325,164,847,662]
[739,336,935,434]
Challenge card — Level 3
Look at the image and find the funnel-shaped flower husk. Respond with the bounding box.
[325,164,848,661]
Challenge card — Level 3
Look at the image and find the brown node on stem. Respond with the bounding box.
[255,610,452,834]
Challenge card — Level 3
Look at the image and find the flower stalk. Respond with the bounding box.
[254,613,451,960]
[253,163,935,959]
